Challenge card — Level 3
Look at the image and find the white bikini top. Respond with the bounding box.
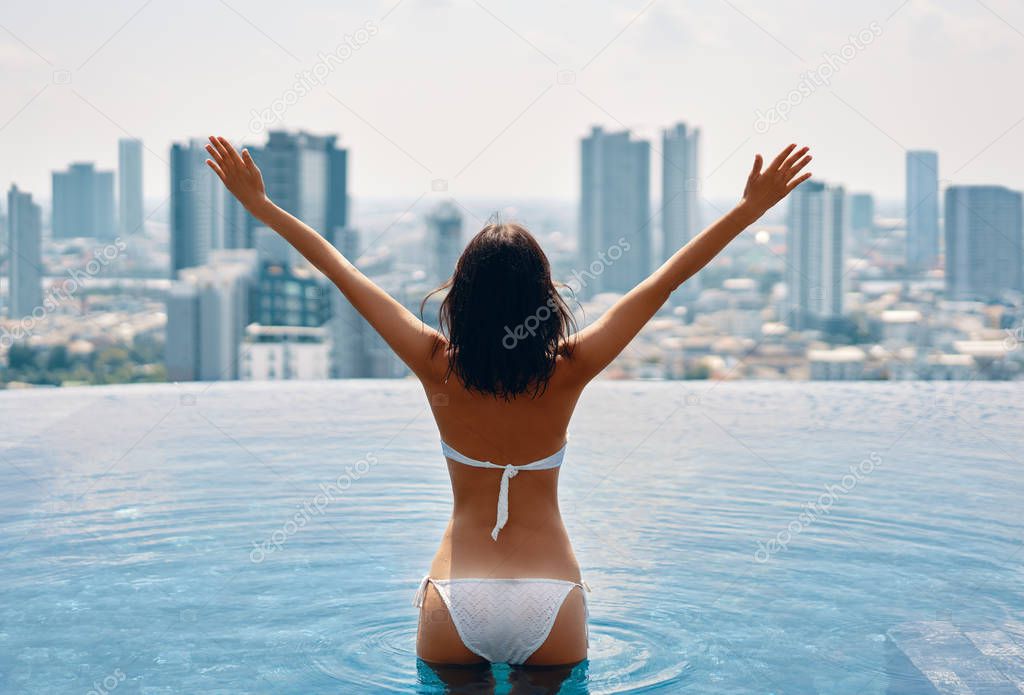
[440,439,567,541]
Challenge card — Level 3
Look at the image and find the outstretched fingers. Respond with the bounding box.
[207,136,229,165]
[217,136,245,170]
[206,136,253,183]
[782,146,809,172]
[786,172,813,192]
[206,158,226,182]
[785,154,812,181]
[769,144,797,172]
[747,154,763,184]
[204,144,223,171]
[241,148,259,174]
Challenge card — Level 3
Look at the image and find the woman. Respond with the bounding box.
[205,137,811,675]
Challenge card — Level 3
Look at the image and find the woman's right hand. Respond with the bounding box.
[739,143,812,218]
[205,135,270,215]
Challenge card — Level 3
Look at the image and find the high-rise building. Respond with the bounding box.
[164,282,200,381]
[118,138,144,236]
[170,139,225,275]
[850,193,875,235]
[906,150,940,273]
[327,227,371,378]
[248,130,348,249]
[173,131,347,273]
[254,261,330,327]
[785,181,847,330]
[945,185,1023,300]
[427,201,464,283]
[6,185,43,319]
[661,122,700,261]
[580,126,651,296]
[165,249,259,381]
[52,162,115,239]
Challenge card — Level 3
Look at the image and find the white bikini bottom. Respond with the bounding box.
[413,576,591,665]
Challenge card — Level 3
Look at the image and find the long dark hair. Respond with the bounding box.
[423,221,576,399]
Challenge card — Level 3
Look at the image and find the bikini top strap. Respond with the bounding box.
[439,439,568,541]
[439,440,566,471]
[440,440,497,468]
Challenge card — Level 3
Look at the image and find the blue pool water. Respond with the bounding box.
[0,381,1021,693]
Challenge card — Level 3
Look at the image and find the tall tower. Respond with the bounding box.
[427,201,464,283]
[170,139,223,275]
[118,138,144,236]
[52,162,116,239]
[165,250,259,381]
[945,185,1023,300]
[785,181,847,330]
[579,126,650,296]
[906,150,939,273]
[849,193,875,235]
[6,185,43,319]
[661,123,700,260]
[328,227,369,378]
[248,130,348,250]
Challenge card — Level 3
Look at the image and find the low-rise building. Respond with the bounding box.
[239,324,331,381]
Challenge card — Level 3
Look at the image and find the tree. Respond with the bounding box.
[7,343,36,372]
[46,345,71,371]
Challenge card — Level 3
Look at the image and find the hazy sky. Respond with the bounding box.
[1,0,1022,207]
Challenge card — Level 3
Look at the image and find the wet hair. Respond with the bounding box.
[423,221,576,399]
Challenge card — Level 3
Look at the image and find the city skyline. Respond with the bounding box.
[3,120,1022,386]
[2,2,1023,388]
[1,1,1022,204]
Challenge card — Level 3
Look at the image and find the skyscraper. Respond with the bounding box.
[785,181,847,329]
[254,262,330,327]
[427,201,464,283]
[165,249,259,381]
[849,193,875,235]
[248,130,348,249]
[906,150,939,273]
[580,126,650,296]
[661,122,700,261]
[52,162,115,239]
[6,185,43,319]
[164,282,200,381]
[118,138,144,236]
[945,185,1023,300]
[327,227,370,378]
[170,139,224,274]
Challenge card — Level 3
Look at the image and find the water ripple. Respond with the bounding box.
[0,381,1021,693]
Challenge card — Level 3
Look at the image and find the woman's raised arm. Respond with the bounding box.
[567,143,812,382]
[205,135,442,380]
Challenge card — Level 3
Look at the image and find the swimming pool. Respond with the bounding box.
[1,380,1021,693]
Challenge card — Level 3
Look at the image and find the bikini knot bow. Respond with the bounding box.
[491,464,518,541]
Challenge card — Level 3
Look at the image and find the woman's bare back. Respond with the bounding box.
[205,134,813,671]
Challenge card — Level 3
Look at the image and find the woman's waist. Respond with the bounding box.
[429,515,580,580]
